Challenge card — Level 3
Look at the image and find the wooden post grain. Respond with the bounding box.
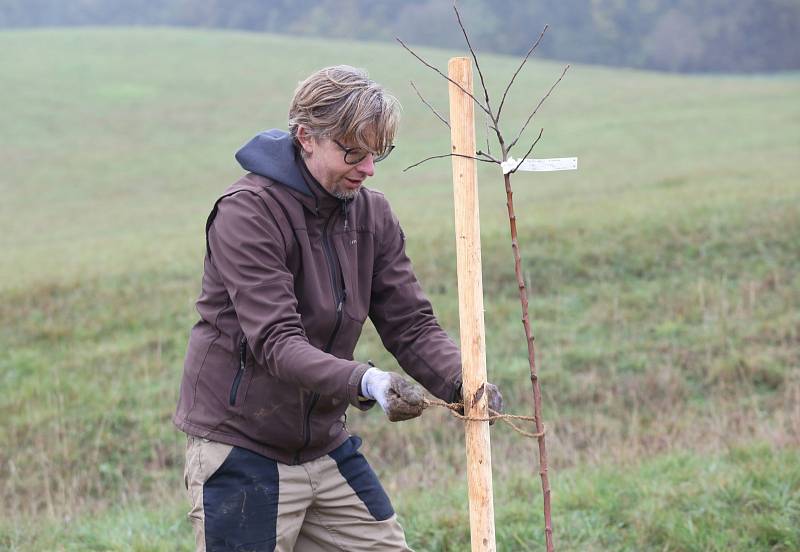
[448,56,496,552]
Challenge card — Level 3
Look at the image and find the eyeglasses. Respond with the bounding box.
[333,139,395,165]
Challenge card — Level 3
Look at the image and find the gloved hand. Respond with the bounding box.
[360,367,425,422]
[455,381,504,425]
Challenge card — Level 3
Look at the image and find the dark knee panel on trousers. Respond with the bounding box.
[203,447,279,551]
[328,436,395,521]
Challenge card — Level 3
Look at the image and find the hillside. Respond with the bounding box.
[1,28,798,550]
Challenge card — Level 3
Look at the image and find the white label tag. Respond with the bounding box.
[501,156,578,174]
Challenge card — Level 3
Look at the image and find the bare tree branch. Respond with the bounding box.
[453,1,494,123]
[396,37,492,118]
[508,64,569,153]
[511,128,544,173]
[410,81,450,129]
[483,115,492,157]
[403,152,499,172]
[476,149,501,164]
[496,25,549,121]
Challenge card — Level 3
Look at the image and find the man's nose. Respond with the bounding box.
[355,154,375,177]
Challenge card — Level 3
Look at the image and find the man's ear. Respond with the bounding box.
[296,126,314,155]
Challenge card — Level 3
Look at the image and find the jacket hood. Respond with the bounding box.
[235,129,312,197]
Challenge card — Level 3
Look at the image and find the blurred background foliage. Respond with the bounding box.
[1,0,799,73]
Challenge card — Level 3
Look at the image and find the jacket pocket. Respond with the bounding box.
[229,337,247,406]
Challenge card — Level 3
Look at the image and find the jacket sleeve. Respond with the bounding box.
[368,198,462,402]
[208,191,370,408]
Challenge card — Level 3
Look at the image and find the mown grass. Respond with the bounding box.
[1,27,798,550]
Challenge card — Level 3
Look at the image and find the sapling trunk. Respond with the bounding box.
[501,168,554,551]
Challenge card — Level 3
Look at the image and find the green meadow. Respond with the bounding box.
[1,28,798,550]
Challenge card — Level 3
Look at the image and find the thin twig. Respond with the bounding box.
[403,152,498,172]
[484,115,492,157]
[396,37,492,118]
[476,149,501,164]
[453,1,494,122]
[508,64,569,153]
[410,81,450,129]
[511,128,544,173]
[497,24,549,120]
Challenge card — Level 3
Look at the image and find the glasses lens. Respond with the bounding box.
[340,143,395,164]
[374,145,395,163]
[344,149,367,165]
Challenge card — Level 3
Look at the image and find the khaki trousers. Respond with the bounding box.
[184,435,413,551]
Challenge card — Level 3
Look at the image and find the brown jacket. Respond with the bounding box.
[173,130,462,464]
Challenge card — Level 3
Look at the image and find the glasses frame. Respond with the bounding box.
[333,139,395,165]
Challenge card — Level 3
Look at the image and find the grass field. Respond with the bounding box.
[1,27,798,550]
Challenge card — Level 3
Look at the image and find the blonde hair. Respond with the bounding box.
[288,65,400,155]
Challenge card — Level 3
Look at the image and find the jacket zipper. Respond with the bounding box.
[229,337,247,406]
[294,207,347,464]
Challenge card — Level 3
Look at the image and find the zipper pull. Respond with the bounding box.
[239,339,247,371]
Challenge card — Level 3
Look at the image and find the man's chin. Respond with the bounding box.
[334,188,361,200]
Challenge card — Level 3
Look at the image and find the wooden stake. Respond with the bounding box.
[448,56,496,552]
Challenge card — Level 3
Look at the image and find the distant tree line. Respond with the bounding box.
[2,0,799,73]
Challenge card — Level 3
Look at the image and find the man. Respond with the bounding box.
[174,65,502,551]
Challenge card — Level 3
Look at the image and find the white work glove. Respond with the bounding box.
[360,366,425,422]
